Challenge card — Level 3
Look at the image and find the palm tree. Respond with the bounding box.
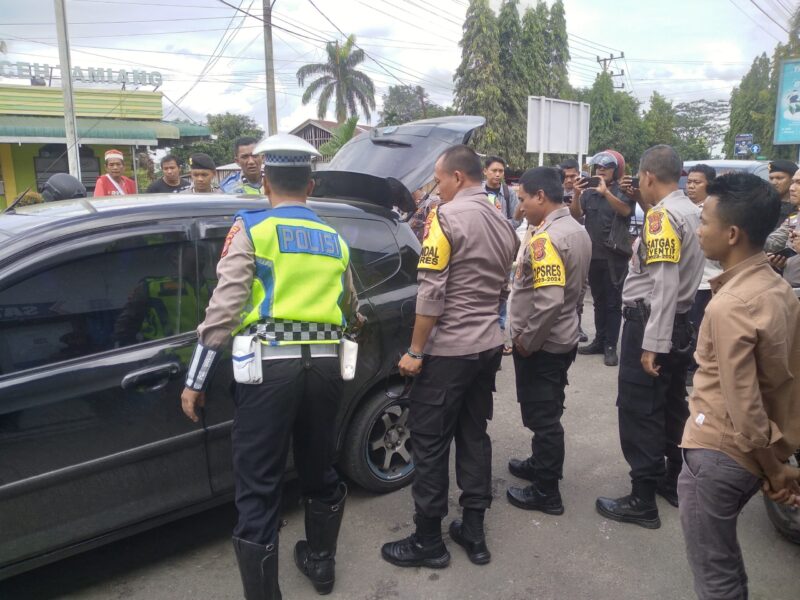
[319,116,360,158]
[296,35,376,123]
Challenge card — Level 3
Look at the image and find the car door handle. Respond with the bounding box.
[121,363,180,391]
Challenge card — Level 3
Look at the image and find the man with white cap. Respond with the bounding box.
[180,133,360,600]
[93,149,137,196]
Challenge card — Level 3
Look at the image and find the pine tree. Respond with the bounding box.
[454,0,503,152]
[547,0,571,98]
[520,4,549,99]
[496,0,527,168]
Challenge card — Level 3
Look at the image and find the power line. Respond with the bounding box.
[217,0,331,43]
[728,0,784,41]
[748,0,790,32]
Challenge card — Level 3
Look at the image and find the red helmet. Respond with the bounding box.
[603,149,626,181]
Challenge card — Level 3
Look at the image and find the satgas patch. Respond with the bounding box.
[418,206,451,271]
[644,207,681,264]
[220,224,241,258]
[529,231,565,288]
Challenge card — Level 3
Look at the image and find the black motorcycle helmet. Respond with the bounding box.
[41,173,87,202]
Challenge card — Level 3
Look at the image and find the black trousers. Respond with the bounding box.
[231,352,342,545]
[512,347,577,484]
[587,258,627,348]
[617,315,692,493]
[409,347,502,519]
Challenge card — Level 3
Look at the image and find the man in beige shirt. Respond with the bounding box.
[678,172,800,600]
[505,167,591,515]
[381,145,518,569]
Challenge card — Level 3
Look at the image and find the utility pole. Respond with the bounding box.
[610,69,625,89]
[415,86,427,118]
[263,0,278,136]
[597,51,624,73]
[54,0,81,180]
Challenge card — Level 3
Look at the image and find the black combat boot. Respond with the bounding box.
[449,508,491,565]
[506,480,564,515]
[294,482,347,595]
[507,456,536,482]
[381,514,450,569]
[232,536,282,600]
[577,338,604,355]
[603,345,619,367]
[656,459,682,508]
[595,482,660,529]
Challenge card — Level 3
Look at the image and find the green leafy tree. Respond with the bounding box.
[642,91,678,148]
[378,85,452,125]
[319,116,360,158]
[168,113,263,169]
[724,53,773,158]
[547,0,571,99]
[520,3,549,99]
[454,0,503,152]
[296,34,376,123]
[673,99,729,160]
[496,0,527,168]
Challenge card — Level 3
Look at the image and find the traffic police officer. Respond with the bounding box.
[596,145,704,529]
[505,167,591,515]
[381,145,519,568]
[181,134,359,599]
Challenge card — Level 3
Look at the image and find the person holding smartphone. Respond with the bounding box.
[569,150,636,366]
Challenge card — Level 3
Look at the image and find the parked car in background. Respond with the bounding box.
[0,115,487,580]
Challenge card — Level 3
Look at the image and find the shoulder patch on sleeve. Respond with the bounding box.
[220,224,241,258]
[644,207,681,264]
[418,206,451,271]
[530,231,566,288]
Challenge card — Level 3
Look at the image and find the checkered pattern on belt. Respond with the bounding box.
[250,318,342,342]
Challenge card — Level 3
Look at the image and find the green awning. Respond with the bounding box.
[0,115,210,146]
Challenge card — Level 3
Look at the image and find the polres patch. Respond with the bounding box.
[220,224,241,258]
[644,207,681,264]
[529,231,565,288]
[418,206,451,271]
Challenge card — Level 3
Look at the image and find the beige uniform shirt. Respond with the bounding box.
[622,190,703,353]
[682,253,800,477]
[416,185,519,356]
[197,203,358,349]
[509,207,591,354]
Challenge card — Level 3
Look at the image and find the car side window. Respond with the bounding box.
[323,217,401,293]
[0,237,197,376]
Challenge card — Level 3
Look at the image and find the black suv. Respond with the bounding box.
[0,115,485,579]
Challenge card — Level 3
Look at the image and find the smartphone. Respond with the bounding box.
[579,176,601,188]
[775,247,798,259]
[630,177,640,189]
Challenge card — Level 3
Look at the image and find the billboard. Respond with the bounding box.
[527,97,590,157]
[774,58,800,145]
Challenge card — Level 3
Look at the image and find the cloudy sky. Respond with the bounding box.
[0,0,792,133]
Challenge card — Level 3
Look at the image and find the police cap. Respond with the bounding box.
[189,153,216,171]
[255,133,321,167]
[768,159,798,176]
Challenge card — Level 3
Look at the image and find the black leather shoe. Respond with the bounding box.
[603,346,619,367]
[508,457,536,482]
[506,484,564,515]
[449,517,490,565]
[578,327,589,343]
[578,339,604,355]
[595,494,661,529]
[656,478,679,508]
[381,515,450,569]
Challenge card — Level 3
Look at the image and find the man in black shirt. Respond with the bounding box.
[146,155,190,193]
[569,150,635,367]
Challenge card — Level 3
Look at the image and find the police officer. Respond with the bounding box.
[180,134,360,599]
[41,172,87,202]
[220,136,265,195]
[596,145,704,529]
[505,167,591,514]
[381,145,519,568]
[180,153,220,194]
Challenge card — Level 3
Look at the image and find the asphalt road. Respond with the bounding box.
[2,316,800,599]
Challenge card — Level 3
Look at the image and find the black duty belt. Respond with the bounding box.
[623,303,690,324]
[249,318,342,343]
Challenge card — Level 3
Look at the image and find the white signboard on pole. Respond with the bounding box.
[527,96,591,166]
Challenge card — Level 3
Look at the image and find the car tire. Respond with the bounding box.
[341,386,415,493]
[763,494,800,545]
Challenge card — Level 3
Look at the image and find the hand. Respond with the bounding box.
[181,388,206,423]
[594,175,608,195]
[767,253,788,271]
[641,350,661,377]
[513,336,531,357]
[763,464,800,507]
[619,176,641,202]
[398,352,423,377]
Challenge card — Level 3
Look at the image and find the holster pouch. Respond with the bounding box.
[232,334,263,384]
[339,338,358,381]
[671,318,696,358]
